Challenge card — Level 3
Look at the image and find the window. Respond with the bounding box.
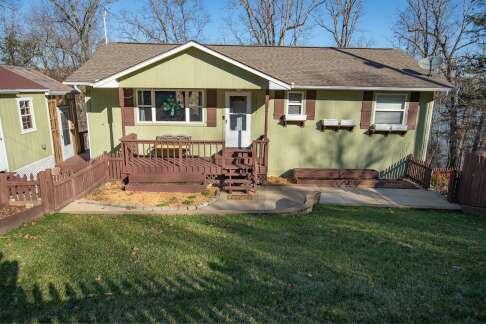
[137,90,152,122]
[286,91,304,115]
[136,89,204,123]
[17,98,36,133]
[374,94,407,126]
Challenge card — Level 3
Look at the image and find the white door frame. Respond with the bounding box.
[57,106,75,161]
[224,92,252,148]
[0,117,9,171]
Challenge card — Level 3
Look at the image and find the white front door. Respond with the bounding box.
[0,117,8,171]
[58,106,74,160]
[225,92,252,148]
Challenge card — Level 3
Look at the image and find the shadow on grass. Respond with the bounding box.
[1,207,485,322]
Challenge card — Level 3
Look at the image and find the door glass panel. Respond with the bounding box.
[230,114,247,131]
[230,96,247,114]
[60,108,71,145]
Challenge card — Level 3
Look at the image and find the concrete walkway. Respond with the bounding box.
[318,187,461,210]
[61,186,319,215]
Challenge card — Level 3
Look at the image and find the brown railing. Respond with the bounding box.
[120,134,225,178]
[404,154,432,189]
[120,133,269,184]
[252,136,269,183]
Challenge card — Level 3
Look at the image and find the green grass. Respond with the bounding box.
[1,206,485,322]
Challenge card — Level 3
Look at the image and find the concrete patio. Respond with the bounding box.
[318,187,461,210]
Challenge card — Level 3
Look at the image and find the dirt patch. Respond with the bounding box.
[0,205,25,220]
[85,182,218,208]
[267,176,296,185]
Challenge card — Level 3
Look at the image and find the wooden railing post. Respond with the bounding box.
[0,173,9,206]
[38,169,54,212]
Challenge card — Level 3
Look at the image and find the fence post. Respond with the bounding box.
[0,173,9,205]
[38,169,54,212]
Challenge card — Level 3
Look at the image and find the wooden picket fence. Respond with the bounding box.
[404,154,432,189]
[0,151,124,212]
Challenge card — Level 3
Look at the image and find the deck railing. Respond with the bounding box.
[120,134,226,178]
[120,133,269,183]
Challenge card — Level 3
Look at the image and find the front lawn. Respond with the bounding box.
[1,206,485,322]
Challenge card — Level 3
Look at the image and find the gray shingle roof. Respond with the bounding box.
[65,42,452,90]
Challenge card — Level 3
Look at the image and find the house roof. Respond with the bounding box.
[65,42,452,91]
[0,65,73,95]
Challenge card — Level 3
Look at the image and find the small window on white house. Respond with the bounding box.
[374,94,407,125]
[18,98,36,133]
[287,92,304,115]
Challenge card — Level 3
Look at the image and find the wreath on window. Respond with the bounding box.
[162,97,183,116]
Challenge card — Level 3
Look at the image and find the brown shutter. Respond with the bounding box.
[360,91,374,129]
[119,88,134,127]
[407,92,420,130]
[306,90,316,120]
[274,90,285,120]
[206,89,217,127]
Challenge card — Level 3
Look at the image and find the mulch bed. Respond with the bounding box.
[0,205,26,220]
[85,181,218,208]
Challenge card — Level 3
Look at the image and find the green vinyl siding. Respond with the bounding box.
[85,88,123,157]
[118,48,267,90]
[87,87,434,176]
[264,90,433,176]
[0,93,53,170]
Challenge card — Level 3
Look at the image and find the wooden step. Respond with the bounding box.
[126,182,206,193]
[225,179,251,185]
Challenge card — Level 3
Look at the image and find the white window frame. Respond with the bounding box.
[285,91,306,117]
[135,89,206,125]
[372,92,409,127]
[17,97,37,134]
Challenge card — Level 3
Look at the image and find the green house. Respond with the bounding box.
[0,65,83,175]
[65,41,451,183]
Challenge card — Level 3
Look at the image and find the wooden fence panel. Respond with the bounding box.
[404,155,432,189]
[52,155,109,210]
[5,173,41,202]
[457,152,486,207]
[108,151,124,180]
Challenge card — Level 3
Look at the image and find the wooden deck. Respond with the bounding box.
[120,134,269,192]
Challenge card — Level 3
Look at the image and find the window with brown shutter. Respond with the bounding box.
[407,92,420,130]
[274,90,285,120]
[360,91,373,129]
[206,89,217,127]
[306,90,316,120]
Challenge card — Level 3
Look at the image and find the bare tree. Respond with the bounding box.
[229,0,323,46]
[120,0,208,43]
[394,0,482,169]
[316,0,363,47]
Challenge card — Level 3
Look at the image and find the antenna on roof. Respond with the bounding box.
[103,8,108,45]
[418,56,443,76]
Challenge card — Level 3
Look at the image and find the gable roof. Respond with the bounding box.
[65,41,452,91]
[0,65,73,95]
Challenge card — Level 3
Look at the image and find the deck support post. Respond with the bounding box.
[118,88,126,137]
[264,89,269,139]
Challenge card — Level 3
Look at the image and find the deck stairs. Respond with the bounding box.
[221,148,255,194]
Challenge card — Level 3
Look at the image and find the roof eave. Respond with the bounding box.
[292,85,452,92]
[0,88,49,94]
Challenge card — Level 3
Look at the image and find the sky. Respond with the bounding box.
[105,0,408,47]
[21,0,408,48]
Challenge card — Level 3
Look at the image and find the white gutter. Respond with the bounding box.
[0,89,49,94]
